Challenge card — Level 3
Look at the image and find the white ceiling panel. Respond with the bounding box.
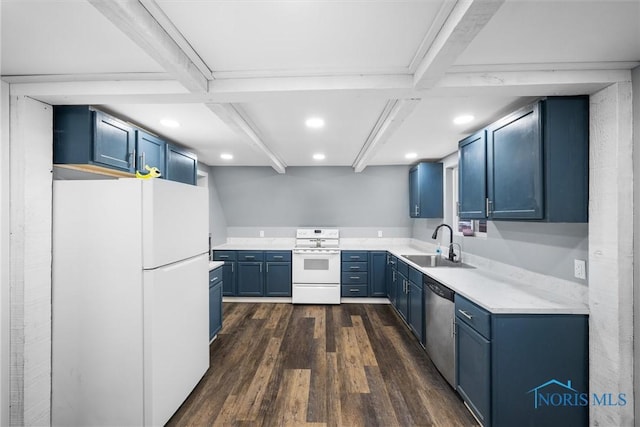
[240,95,388,166]
[100,103,266,166]
[0,0,164,76]
[455,0,640,67]
[371,95,531,165]
[155,0,445,75]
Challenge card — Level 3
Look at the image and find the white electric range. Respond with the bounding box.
[291,228,341,304]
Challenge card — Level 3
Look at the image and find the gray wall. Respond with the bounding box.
[412,219,588,284]
[209,165,412,238]
[207,167,228,246]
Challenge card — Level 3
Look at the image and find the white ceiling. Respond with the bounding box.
[2,0,639,171]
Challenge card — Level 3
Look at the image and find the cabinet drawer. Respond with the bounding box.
[455,295,491,339]
[341,251,368,262]
[341,284,368,297]
[342,272,368,285]
[408,266,422,284]
[342,262,367,272]
[209,267,223,287]
[237,251,265,261]
[213,250,237,261]
[265,251,291,262]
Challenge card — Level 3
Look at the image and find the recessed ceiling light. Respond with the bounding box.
[453,115,474,125]
[220,153,233,160]
[160,118,180,128]
[405,152,418,159]
[313,153,326,161]
[305,117,325,129]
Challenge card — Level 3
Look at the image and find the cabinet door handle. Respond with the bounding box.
[485,198,492,216]
[456,202,460,216]
[458,309,473,320]
[231,263,234,273]
[130,149,136,168]
[392,271,396,281]
[259,264,262,273]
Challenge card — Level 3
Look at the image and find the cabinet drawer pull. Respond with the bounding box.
[273,256,283,259]
[245,256,255,259]
[349,256,360,260]
[219,255,229,259]
[350,276,360,280]
[349,266,360,270]
[458,309,473,320]
[210,276,219,282]
[349,289,359,292]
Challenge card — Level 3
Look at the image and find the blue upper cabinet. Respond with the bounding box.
[409,162,443,218]
[165,144,197,185]
[487,103,544,220]
[54,106,135,176]
[458,130,487,219]
[460,96,588,222]
[135,130,166,177]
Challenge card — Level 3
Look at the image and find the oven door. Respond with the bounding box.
[292,250,340,284]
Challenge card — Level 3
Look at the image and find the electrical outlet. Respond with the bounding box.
[377,230,383,238]
[574,259,586,280]
[259,230,265,238]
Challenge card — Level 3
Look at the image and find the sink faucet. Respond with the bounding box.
[431,224,457,262]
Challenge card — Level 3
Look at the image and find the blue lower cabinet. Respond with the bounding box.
[369,251,387,297]
[342,285,368,297]
[455,295,589,426]
[237,262,264,296]
[408,279,423,343]
[396,272,409,320]
[341,251,369,297]
[265,262,292,296]
[213,251,237,296]
[209,267,223,341]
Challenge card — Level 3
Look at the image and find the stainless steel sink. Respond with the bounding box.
[401,254,475,269]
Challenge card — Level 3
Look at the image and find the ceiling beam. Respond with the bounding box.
[352,98,421,173]
[413,0,504,89]
[87,0,209,93]
[206,103,287,174]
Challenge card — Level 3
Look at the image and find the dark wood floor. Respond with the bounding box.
[167,302,477,427]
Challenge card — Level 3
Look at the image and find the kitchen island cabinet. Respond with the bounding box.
[455,295,588,426]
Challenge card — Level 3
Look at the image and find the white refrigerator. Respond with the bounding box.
[52,179,210,427]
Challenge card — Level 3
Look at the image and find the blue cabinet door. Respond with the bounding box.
[369,251,387,297]
[221,262,236,296]
[409,162,444,218]
[487,103,543,220]
[265,262,291,296]
[237,262,264,296]
[408,279,423,343]
[209,282,222,340]
[135,130,166,176]
[396,273,409,321]
[165,144,197,185]
[456,319,491,426]
[386,254,395,300]
[409,166,421,217]
[94,111,136,173]
[458,130,487,219]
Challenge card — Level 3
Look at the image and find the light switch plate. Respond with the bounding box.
[259,230,264,237]
[574,259,586,280]
[377,230,383,237]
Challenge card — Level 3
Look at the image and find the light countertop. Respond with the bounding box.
[209,261,225,271]
[212,239,588,315]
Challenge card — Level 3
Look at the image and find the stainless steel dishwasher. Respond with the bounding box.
[423,275,456,388]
